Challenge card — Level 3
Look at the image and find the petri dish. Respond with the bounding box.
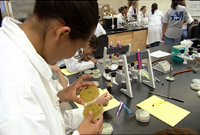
[84,70,92,74]
[135,109,150,123]
[80,86,99,103]
[83,103,104,120]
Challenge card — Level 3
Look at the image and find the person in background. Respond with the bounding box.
[0,1,104,135]
[137,6,149,25]
[64,35,98,73]
[154,128,198,135]
[162,0,189,45]
[94,22,106,37]
[117,6,128,27]
[124,6,128,17]
[127,1,137,21]
[179,1,194,40]
[147,3,163,47]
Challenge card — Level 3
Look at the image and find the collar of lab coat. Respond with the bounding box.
[2,17,52,82]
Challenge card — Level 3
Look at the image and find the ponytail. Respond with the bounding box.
[171,0,179,10]
[151,3,158,14]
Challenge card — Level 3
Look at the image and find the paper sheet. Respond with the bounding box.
[150,50,171,58]
[137,95,190,127]
[74,89,120,112]
[61,69,79,76]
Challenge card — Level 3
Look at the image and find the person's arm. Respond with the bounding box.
[64,57,95,73]
[51,65,68,88]
[162,23,167,41]
[95,92,112,106]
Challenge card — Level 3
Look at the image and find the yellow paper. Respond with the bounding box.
[61,69,79,76]
[74,89,120,111]
[137,95,190,127]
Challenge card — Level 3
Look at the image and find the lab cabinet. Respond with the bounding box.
[107,29,147,52]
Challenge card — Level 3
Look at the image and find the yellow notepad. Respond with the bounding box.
[137,95,190,127]
[61,69,79,76]
[74,89,120,112]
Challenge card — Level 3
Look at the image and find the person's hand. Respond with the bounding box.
[95,92,112,106]
[57,75,97,104]
[162,35,164,41]
[77,111,104,134]
[89,56,97,63]
[51,64,61,73]
[82,56,90,61]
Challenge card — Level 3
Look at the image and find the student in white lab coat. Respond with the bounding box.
[147,3,163,47]
[64,35,98,73]
[137,6,149,25]
[117,6,128,27]
[127,1,137,21]
[0,1,107,135]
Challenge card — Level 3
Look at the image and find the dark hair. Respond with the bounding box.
[171,0,179,10]
[140,6,146,11]
[180,1,186,7]
[33,0,98,40]
[124,6,128,9]
[131,1,137,5]
[154,128,198,135]
[151,3,158,14]
[118,7,125,13]
[89,35,98,49]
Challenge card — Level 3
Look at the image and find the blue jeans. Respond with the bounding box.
[181,29,188,40]
[164,36,181,45]
[151,42,160,47]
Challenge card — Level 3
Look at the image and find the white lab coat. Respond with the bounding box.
[127,6,137,21]
[137,11,148,25]
[117,13,126,26]
[94,23,106,37]
[147,10,163,45]
[64,48,95,73]
[0,17,84,135]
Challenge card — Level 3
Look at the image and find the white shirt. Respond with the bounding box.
[137,11,148,25]
[94,23,106,37]
[64,48,95,73]
[0,17,84,135]
[127,6,137,21]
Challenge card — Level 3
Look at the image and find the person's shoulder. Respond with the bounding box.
[177,5,187,10]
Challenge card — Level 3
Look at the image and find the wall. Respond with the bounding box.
[98,0,128,14]
[98,0,200,21]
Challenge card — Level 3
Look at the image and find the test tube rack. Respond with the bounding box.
[121,49,155,98]
[100,44,131,76]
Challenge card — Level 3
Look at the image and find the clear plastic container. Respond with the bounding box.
[135,109,150,123]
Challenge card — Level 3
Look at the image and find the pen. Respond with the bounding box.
[115,102,124,117]
[149,91,184,103]
[77,71,83,78]
[152,100,166,107]
[122,103,132,114]
[155,77,164,86]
